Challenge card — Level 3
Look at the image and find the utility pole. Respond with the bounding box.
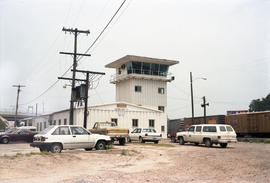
[36,103,38,116]
[12,84,25,127]
[60,27,91,125]
[59,70,105,129]
[201,96,209,124]
[190,72,194,124]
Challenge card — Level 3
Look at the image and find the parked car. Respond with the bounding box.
[176,124,237,148]
[129,128,162,144]
[168,126,188,143]
[89,122,129,145]
[0,129,37,144]
[30,125,112,153]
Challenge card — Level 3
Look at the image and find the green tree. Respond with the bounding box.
[249,93,270,112]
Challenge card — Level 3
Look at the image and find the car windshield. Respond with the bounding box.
[142,129,156,133]
[100,123,116,127]
[39,126,55,135]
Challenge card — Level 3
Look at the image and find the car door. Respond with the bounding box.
[186,126,195,142]
[194,126,202,143]
[70,126,92,148]
[51,126,73,149]
[130,128,138,141]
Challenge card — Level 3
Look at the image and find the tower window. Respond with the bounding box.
[111,118,118,126]
[132,119,138,127]
[158,88,165,94]
[158,106,165,112]
[135,86,142,92]
[149,120,155,127]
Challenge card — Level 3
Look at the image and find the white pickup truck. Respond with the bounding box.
[176,124,237,148]
[30,125,112,153]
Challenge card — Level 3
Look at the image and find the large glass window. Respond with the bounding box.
[126,61,169,77]
[142,62,151,75]
[159,64,169,76]
[132,61,142,74]
[203,126,217,132]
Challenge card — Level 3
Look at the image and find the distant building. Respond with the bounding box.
[24,55,179,137]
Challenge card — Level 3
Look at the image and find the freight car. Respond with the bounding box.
[225,111,270,137]
[184,115,225,127]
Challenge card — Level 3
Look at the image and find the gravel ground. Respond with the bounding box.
[0,142,269,183]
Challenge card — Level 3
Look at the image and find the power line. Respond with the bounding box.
[19,0,128,106]
[77,0,127,61]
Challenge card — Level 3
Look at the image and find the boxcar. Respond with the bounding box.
[225,111,270,137]
[184,115,225,127]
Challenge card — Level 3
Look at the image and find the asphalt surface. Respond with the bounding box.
[0,142,39,156]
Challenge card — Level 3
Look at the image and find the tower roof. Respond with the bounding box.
[105,55,179,68]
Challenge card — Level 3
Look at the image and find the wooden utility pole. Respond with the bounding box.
[201,96,209,124]
[12,84,25,127]
[190,72,194,124]
[60,27,91,125]
[59,70,105,128]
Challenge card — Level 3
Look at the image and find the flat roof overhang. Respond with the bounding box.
[105,55,179,68]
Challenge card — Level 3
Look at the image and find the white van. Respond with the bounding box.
[18,126,37,132]
[176,124,237,148]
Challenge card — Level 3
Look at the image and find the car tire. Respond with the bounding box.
[119,138,126,146]
[154,140,159,144]
[204,139,212,148]
[96,141,106,150]
[128,138,131,143]
[220,143,227,148]
[50,143,62,153]
[194,142,199,146]
[85,148,93,151]
[1,137,9,144]
[139,137,144,143]
[179,137,184,145]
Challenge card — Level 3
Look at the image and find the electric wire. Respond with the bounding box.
[19,0,128,106]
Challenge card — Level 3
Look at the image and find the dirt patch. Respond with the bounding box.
[0,142,270,183]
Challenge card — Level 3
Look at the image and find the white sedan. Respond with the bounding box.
[129,128,162,144]
[30,125,112,153]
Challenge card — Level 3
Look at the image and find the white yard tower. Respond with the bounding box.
[106,55,179,113]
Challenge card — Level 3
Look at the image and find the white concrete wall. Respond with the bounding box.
[116,78,167,112]
[74,106,168,137]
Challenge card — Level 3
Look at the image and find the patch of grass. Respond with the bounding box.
[121,149,128,156]
[15,153,23,158]
[131,142,175,147]
[130,149,140,154]
[107,144,115,149]
[264,139,270,144]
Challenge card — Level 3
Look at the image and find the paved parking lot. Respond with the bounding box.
[0,142,39,156]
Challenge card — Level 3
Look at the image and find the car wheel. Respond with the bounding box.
[179,137,184,145]
[154,140,159,144]
[139,137,144,143]
[119,138,126,146]
[194,142,199,146]
[96,141,106,150]
[204,139,212,148]
[128,138,131,143]
[220,143,227,148]
[50,143,62,153]
[1,137,9,144]
[85,148,93,151]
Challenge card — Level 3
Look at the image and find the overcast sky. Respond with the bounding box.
[0,0,269,119]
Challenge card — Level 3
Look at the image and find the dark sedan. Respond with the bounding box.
[0,129,37,144]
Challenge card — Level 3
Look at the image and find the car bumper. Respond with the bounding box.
[218,139,237,143]
[30,142,52,148]
[143,137,162,141]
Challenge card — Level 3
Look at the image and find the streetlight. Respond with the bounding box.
[190,72,207,124]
